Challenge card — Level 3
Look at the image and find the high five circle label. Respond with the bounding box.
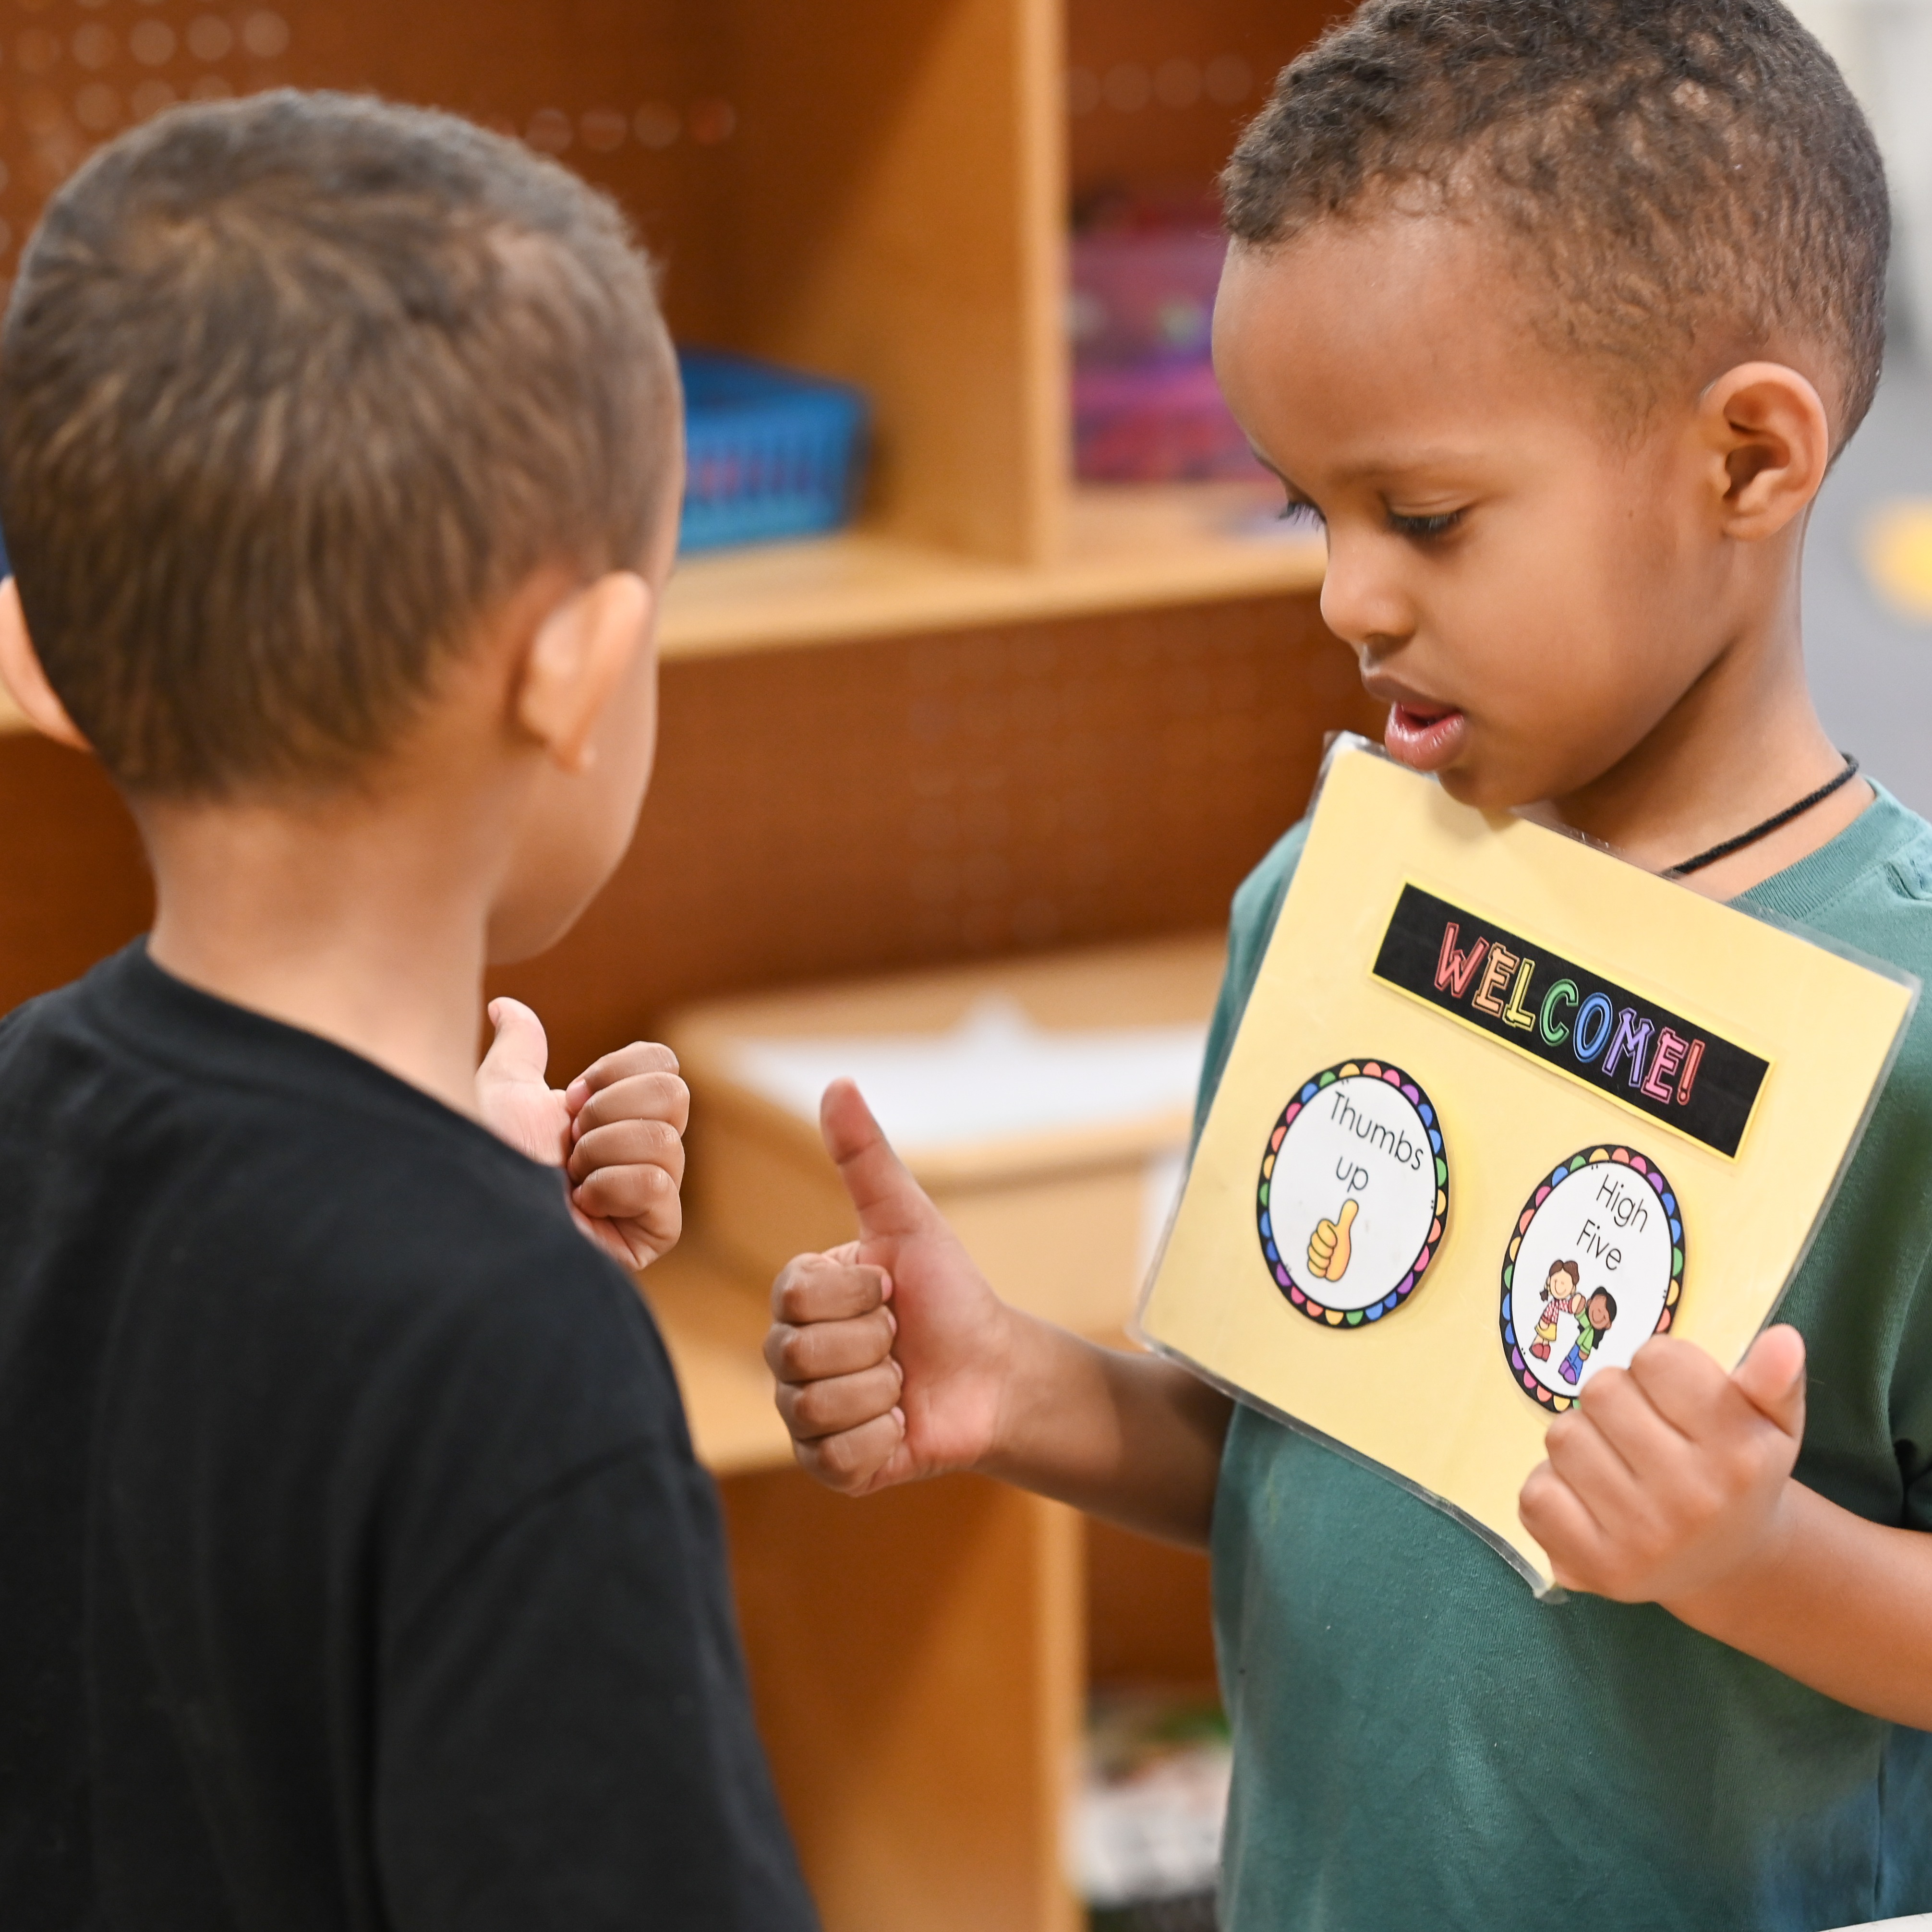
[1500,1146,1685,1410]
[1256,1060,1449,1326]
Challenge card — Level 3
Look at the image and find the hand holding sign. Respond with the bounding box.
[1308,1198,1359,1282]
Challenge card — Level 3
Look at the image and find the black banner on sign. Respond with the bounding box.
[1372,884,1769,1157]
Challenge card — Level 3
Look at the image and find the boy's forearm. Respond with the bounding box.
[979,1310,1232,1548]
[1665,1480,1932,1728]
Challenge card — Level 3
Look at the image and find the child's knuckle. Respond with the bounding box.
[793,1384,835,1432]
[776,1270,822,1322]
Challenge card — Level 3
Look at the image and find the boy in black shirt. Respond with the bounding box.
[0,92,817,1931]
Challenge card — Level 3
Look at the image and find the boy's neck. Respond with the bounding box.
[138,775,511,1119]
[1538,600,1871,901]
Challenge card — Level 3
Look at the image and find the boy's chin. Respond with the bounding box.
[1429,762,1525,814]
[484,888,601,967]
[1423,735,1570,818]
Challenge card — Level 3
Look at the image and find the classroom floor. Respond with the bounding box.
[1806,339,1932,817]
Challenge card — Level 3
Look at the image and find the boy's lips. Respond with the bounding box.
[1382,701,1469,772]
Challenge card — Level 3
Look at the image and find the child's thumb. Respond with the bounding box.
[820,1078,939,1245]
[1732,1323,1807,1438]
[479,997,551,1089]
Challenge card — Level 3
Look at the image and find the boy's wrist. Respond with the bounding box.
[1658,1473,1803,1630]
[974,1303,1058,1484]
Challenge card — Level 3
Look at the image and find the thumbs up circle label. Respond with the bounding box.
[1256,1059,1448,1326]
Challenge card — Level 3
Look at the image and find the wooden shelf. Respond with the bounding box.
[661,481,1324,659]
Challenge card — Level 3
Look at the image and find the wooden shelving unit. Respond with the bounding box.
[0,0,1357,1926]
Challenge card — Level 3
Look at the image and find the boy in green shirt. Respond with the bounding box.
[763,0,1932,1923]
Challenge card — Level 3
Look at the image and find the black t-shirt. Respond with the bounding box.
[0,944,818,1931]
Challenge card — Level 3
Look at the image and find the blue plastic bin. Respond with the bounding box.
[677,349,869,554]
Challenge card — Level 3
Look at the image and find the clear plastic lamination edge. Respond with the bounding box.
[1127,1311,1565,1598]
[1126,728,1923,1604]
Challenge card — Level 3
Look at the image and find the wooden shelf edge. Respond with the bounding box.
[661,481,1325,660]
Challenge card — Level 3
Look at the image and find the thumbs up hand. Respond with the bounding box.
[765,1078,1015,1496]
[1307,1197,1359,1283]
[477,998,688,1271]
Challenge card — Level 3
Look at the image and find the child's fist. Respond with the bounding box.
[562,1037,688,1270]
[477,997,688,1272]
[1518,1325,1806,1603]
[765,1247,906,1493]
[764,1079,1014,1495]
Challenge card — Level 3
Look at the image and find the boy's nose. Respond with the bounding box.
[1319,538,1414,653]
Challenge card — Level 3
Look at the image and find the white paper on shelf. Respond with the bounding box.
[727,995,1209,1157]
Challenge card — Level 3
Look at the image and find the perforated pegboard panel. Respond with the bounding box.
[0,0,295,289]
[1066,0,1339,203]
[495,593,1378,1078]
[0,0,747,332]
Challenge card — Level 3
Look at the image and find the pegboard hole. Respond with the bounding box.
[74,83,120,133]
[525,107,572,154]
[72,23,115,70]
[129,77,177,120]
[185,14,234,61]
[240,10,289,58]
[634,101,679,149]
[580,106,627,152]
[686,97,735,145]
[129,20,176,65]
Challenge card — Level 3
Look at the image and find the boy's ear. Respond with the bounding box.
[0,580,90,751]
[1697,361,1832,542]
[513,570,654,773]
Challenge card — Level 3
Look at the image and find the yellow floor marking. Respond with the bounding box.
[1862,498,1932,623]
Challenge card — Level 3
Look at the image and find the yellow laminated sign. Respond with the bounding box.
[1137,738,1917,1592]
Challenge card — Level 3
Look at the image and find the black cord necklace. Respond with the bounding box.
[1665,753,1861,878]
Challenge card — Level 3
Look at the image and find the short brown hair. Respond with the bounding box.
[0,90,678,796]
[1222,0,1889,439]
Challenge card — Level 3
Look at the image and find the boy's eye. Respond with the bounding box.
[1387,507,1467,540]
[1277,498,1326,532]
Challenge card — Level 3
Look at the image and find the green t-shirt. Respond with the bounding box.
[1201,785,1932,1932]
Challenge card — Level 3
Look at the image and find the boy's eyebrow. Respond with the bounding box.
[1247,445,1292,488]
[1250,441,1496,495]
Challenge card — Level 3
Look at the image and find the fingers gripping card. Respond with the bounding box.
[1138,738,1917,1592]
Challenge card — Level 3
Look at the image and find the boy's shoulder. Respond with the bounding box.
[0,942,683,1493]
[1738,785,1932,1078]
[1740,781,1932,937]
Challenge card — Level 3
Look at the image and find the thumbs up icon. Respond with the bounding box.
[1308,1198,1359,1283]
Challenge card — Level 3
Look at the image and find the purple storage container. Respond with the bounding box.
[1070,225,1261,484]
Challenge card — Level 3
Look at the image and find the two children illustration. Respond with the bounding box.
[1531,1259,1618,1384]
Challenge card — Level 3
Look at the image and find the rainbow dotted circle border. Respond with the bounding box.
[1256,1058,1449,1328]
[1499,1145,1686,1412]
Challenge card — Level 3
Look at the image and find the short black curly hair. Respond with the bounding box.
[1222,0,1889,439]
